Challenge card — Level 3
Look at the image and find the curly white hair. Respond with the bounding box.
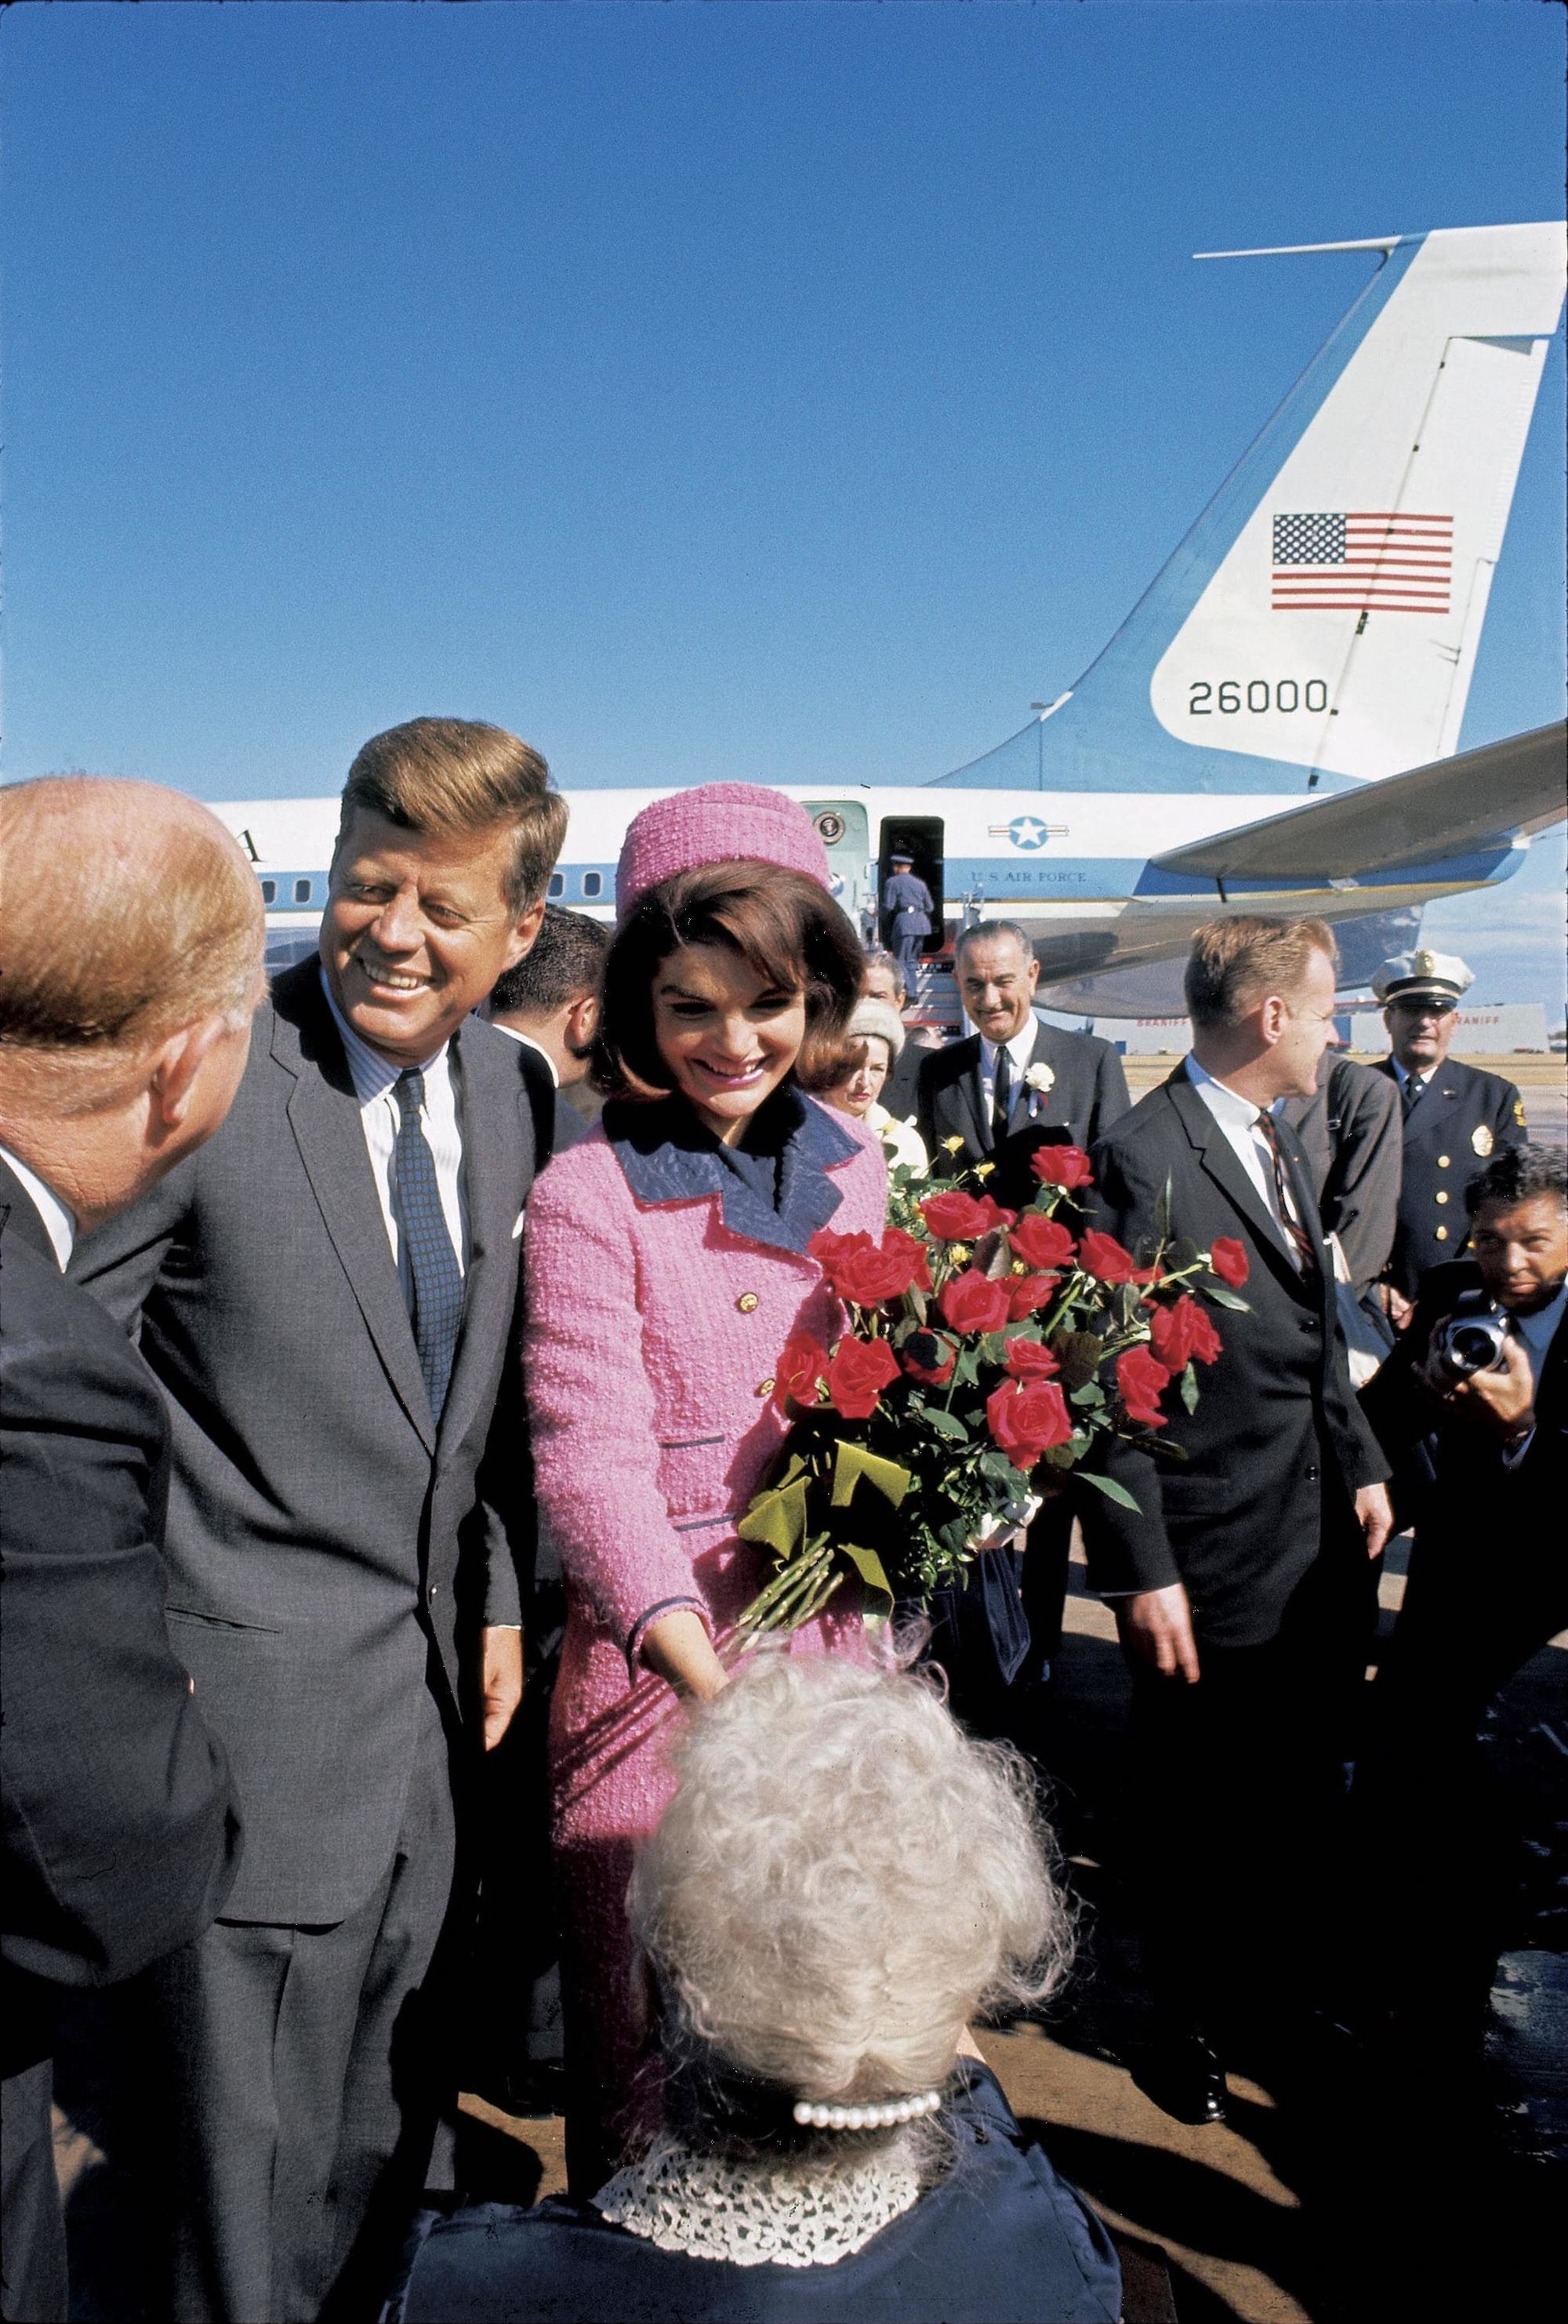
[630,1653,1071,2122]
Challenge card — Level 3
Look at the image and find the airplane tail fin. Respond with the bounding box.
[935,223,1565,794]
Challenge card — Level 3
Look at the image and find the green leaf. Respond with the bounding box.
[1054,1331,1104,1391]
[924,1406,971,1442]
[840,1543,895,1628]
[1076,1469,1142,1512]
[830,1440,911,1512]
[1203,1283,1251,1311]
[979,1450,1021,1487]
[1069,1381,1106,1408]
[1179,1360,1200,1414]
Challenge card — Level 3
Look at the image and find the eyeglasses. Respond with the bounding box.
[1388,998,1456,1017]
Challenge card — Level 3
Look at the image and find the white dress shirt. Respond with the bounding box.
[978,1018,1040,1135]
[320,970,468,1305]
[0,1143,75,1269]
[1184,1055,1309,1270]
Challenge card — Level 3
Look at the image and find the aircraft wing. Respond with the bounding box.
[1149,722,1566,884]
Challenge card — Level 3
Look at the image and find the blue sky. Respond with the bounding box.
[3,2,1563,1008]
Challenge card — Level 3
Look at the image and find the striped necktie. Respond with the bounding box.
[392,1068,465,1421]
[1256,1109,1319,1278]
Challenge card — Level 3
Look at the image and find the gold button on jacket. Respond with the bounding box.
[736,1292,760,1313]
[1436,1226,1450,1241]
[1435,1191,1449,1205]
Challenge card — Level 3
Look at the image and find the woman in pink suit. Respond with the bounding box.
[523,786,887,2186]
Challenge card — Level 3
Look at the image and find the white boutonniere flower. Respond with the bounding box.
[1024,1062,1055,1098]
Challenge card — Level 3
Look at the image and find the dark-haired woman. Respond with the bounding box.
[522,785,888,2186]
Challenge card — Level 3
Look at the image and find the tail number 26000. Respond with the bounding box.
[1190,679,1330,715]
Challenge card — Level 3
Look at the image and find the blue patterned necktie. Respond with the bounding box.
[392,1068,464,1422]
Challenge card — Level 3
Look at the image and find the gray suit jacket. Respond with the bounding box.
[1280,1053,1401,1290]
[70,961,549,1924]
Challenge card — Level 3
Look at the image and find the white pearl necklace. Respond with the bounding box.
[791,2089,942,2131]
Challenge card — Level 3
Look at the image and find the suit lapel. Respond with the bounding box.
[1403,1063,1468,1153]
[272,982,436,1452]
[435,1022,532,1454]
[1166,1073,1312,1301]
[0,1156,55,1262]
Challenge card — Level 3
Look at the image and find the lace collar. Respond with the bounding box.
[603,1087,858,1256]
[595,2134,920,2269]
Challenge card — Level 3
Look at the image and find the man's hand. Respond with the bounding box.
[480,1626,524,1751]
[1383,1284,1413,1331]
[1116,1582,1200,1683]
[1445,1334,1536,1439]
[1355,1480,1394,1563]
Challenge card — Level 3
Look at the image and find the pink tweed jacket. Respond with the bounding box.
[523,1093,887,2145]
[524,1099,887,1817]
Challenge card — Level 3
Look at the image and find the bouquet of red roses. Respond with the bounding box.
[731,1141,1250,1642]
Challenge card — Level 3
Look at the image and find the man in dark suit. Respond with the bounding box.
[1356,1145,1566,2039]
[1370,949,1528,1310]
[0,779,260,2322]
[71,721,567,2323]
[916,921,1130,1211]
[1281,1046,1402,1292]
[916,922,1131,1713]
[1079,917,1392,2123]
[488,904,609,1154]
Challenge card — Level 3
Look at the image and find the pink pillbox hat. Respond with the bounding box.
[615,783,833,919]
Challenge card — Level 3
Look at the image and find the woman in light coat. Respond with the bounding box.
[523,786,887,2186]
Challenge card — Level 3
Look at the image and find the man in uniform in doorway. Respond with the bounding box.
[881,850,935,986]
[1372,950,1528,1319]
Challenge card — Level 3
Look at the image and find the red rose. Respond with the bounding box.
[1007,1272,1059,1319]
[938,1269,1013,1338]
[1008,1213,1077,1273]
[920,1190,1014,1242]
[824,1334,900,1421]
[1209,1236,1250,1288]
[1004,1337,1061,1381]
[1116,1345,1171,1428]
[1148,1295,1223,1372]
[985,1377,1073,1470]
[902,1330,956,1387]
[813,1228,930,1308]
[1029,1145,1094,1191]
[1079,1229,1139,1284]
[772,1331,828,1413]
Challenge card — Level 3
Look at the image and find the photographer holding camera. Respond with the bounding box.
[1356,1145,1566,2043]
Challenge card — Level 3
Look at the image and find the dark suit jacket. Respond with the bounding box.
[1281,1053,1401,1289]
[916,1016,1131,1209]
[1374,1056,1529,1297]
[0,1160,239,2081]
[383,2065,1121,2324]
[70,961,548,1925]
[1078,1071,1388,1647]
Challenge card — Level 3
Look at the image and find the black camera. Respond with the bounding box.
[1424,1291,1511,1389]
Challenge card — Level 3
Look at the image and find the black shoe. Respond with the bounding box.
[1133,2035,1229,2126]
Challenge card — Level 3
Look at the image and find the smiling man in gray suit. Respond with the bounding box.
[72,719,566,2323]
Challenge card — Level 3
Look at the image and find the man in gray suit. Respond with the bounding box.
[73,719,567,2323]
[1281,1046,1402,1291]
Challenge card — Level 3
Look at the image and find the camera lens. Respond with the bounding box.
[1447,1328,1496,1368]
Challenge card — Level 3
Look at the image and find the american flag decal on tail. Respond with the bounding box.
[1270,512,1453,613]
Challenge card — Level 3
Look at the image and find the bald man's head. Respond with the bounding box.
[0,778,264,1116]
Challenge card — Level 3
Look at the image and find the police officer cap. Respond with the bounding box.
[890,849,913,866]
[1372,948,1473,1008]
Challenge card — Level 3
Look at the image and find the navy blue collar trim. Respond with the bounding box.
[604,1088,858,1255]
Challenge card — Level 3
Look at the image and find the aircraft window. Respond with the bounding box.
[548,872,566,899]
[260,878,278,905]
[293,877,314,905]
[581,870,603,899]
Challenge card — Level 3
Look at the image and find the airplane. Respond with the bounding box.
[218,221,1567,1017]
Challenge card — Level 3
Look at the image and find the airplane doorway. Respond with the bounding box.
[877,818,945,957]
